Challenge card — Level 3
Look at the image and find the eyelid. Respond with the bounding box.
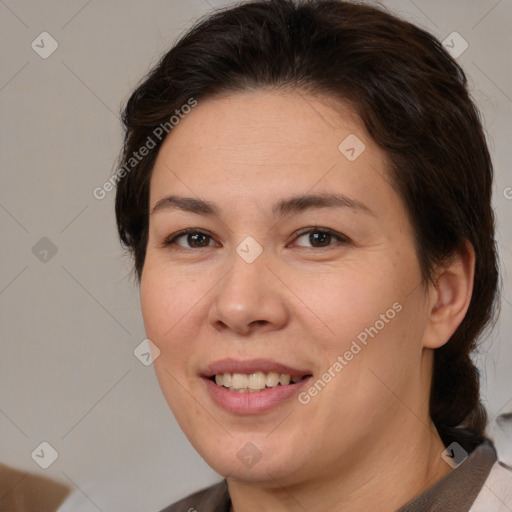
[161,228,216,249]
[291,227,351,248]
[162,226,351,250]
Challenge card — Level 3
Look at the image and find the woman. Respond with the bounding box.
[115,0,511,510]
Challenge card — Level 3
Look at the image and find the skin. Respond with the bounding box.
[140,89,475,512]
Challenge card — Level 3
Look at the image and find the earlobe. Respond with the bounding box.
[423,240,475,349]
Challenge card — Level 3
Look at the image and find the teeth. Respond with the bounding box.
[232,373,248,389]
[213,371,305,391]
[279,374,291,385]
[248,372,266,390]
[266,372,280,387]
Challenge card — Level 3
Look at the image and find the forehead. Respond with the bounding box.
[149,89,395,215]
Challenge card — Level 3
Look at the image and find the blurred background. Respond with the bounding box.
[1,0,511,510]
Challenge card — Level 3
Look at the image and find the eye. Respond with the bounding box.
[162,229,216,249]
[292,227,350,249]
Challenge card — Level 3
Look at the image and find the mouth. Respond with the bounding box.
[209,372,310,392]
[201,359,312,413]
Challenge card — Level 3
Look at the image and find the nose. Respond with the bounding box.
[208,248,289,336]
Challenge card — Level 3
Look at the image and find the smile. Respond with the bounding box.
[212,372,308,392]
[202,359,312,413]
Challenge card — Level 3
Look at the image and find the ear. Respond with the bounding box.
[422,239,475,349]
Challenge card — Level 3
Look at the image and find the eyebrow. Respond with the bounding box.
[273,193,375,218]
[151,192,375,218]
[151,196,218,216]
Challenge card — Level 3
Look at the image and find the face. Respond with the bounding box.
[140,89,434,486]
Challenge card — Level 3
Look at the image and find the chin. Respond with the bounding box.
[190,431,309,485]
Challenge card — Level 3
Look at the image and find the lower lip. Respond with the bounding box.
[204,377,311,414]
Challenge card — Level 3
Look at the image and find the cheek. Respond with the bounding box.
[141,261,200,340]
[290,262,403,345]
[140,268,198,413]
[140,269,167,343]
[292,254,423,398]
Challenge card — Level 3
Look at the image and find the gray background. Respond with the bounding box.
[0,1,511,511]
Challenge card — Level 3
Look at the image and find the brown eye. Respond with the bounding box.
[185,233,211,248]
[308,231,331,247]
[293,228,349,249]
[163,229,215,249]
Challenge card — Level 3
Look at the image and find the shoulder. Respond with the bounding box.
[159,480,230,512]
[469,462,512,511]
[470,412,512,511]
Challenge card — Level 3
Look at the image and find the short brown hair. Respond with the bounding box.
[115,0,500,448]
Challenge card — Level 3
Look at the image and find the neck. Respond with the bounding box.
[227,420,452,512]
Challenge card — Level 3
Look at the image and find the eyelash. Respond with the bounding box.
[162,227,351,251]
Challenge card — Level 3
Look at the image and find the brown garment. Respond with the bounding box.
[160,480,230,512]
[0,463,71,512]
[160,439,497,512]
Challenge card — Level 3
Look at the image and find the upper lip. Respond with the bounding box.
[203,358,312,378]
